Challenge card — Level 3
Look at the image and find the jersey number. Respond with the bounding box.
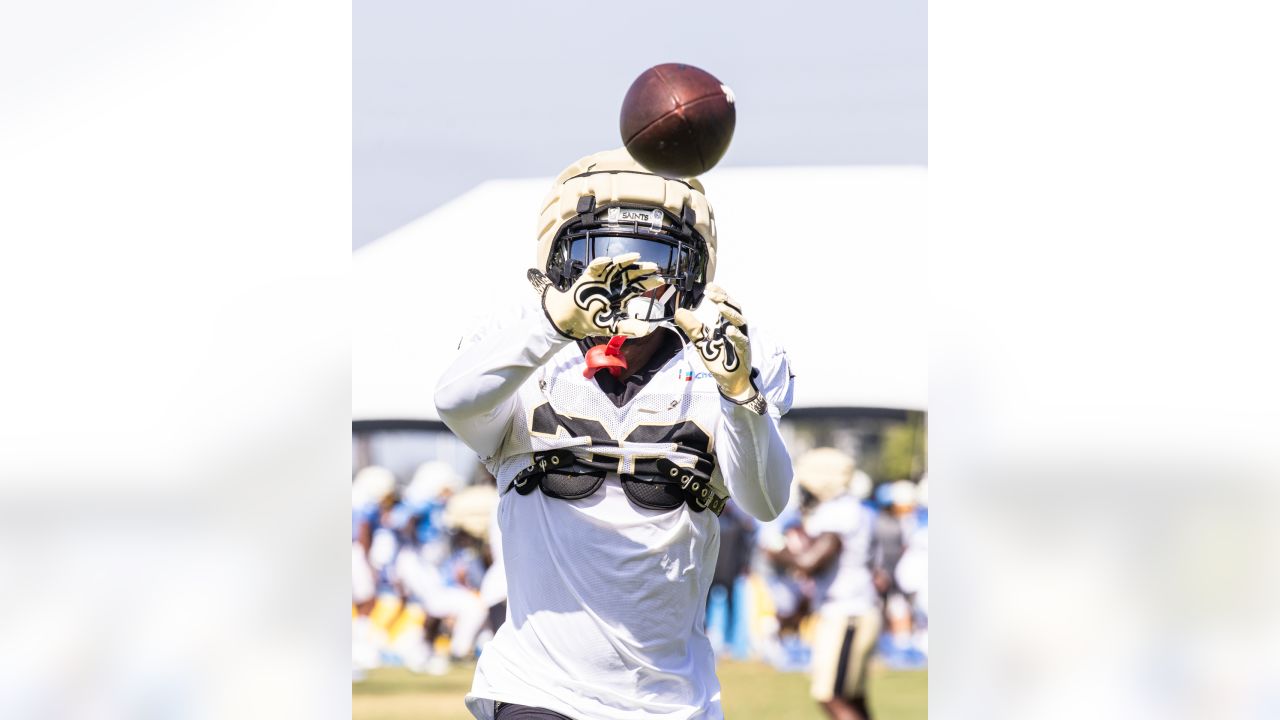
[529,402,713,457]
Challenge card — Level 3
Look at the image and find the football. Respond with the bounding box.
[620,63,736,179]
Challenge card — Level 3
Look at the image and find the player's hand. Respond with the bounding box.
[529,253,663,339]
[675,284,764,412]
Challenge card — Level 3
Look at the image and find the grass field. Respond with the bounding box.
[354,660,927,719]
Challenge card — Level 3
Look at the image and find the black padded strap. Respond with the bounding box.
[508,449,727,514]
[653,458,727,515]
[508,449,577,495]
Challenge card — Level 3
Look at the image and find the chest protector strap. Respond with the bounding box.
[506,448,728,516]
[509,449,577,493]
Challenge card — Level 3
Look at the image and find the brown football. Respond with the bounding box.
[620,63,736,179]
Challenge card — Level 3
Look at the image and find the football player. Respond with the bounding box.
[894,479,928,658]
[435,147,795,720]
[352,465,397,675]
[878,479,922,668]
[756,494,815,670]
[391,461,488,674]
[771,448,881,720]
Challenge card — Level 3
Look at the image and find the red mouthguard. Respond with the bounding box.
[583,335,628,379]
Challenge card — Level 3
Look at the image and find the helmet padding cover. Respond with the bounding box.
[535,147,717,284]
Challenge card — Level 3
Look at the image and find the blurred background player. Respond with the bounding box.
[707,500,757,657]
[770,448,881,720]
[893,476,928,658]
[874,479,925,668]
[389,461,489,674]
[755,491,814,671]
[352,465,397,677]
[439,482,500,658]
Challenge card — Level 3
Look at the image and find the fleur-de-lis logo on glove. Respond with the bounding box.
[530,252,662,339]
[675,284,764,412]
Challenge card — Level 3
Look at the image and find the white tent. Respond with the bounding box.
[354,165,926,424]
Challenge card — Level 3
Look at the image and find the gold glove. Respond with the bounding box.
[675,284,764,413]
[529,252,662,339]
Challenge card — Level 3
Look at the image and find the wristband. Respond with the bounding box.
[720,388,768,416]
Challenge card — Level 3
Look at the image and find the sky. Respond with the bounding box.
[353,0,927,250]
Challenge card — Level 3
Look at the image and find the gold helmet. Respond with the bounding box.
[535,147,717,320]
[443,484,499,540]
[794,448,856,504]
[352,465,396,507]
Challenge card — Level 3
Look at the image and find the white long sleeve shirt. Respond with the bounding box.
[435,301,794,720]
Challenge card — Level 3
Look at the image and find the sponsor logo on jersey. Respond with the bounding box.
[677,368,714,382]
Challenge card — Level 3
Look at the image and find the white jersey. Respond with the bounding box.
[804,493,878,618]
[435,302,794,720]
